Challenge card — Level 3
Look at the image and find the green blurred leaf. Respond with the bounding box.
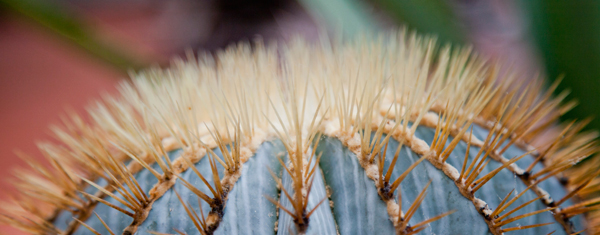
[299,0,464,44]
[522,0,600,131]
[372,0,465,44]
[0,0,143,72]
[299,0,379,37]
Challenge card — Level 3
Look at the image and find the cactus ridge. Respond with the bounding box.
[2,30,599,235]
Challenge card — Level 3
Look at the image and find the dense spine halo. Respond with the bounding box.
[2,30,599,235]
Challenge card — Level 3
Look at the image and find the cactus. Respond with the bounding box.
[2,31,599,235]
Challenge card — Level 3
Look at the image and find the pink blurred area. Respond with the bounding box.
[0,2,191,234]
[0,15,119,235]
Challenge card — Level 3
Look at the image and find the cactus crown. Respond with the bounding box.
[2,30,599,235]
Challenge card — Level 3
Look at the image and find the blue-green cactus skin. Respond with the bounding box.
[413,124,582,234]
[214,141,285,235]
[381,135,490,235]
[138,147,224,234]
[316,136,396,235]
[277,150,337,235]
[56,125,584,234]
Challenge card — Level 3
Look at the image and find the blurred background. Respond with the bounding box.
[1,0,599,233]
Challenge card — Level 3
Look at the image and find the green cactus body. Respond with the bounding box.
[3,31,598,235]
